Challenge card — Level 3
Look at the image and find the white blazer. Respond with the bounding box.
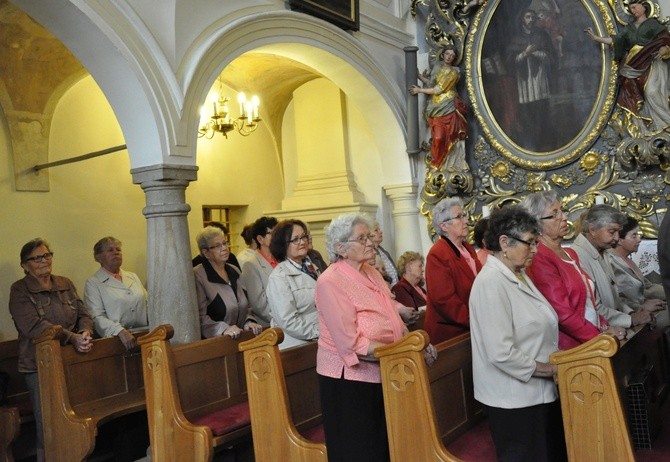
[267,259,319,349]
[84,268,148,337]
[469,256,559,409]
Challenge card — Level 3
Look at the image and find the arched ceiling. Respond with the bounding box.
[221,53,321,149]
[0,0,84,114]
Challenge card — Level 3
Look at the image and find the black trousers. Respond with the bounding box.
[319,374,390,462]
[486,400,567,462]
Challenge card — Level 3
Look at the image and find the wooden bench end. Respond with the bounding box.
[33,325,63,345]
[138,324,174,345]
[550,333,619,365]
[239,327,283,352]
[374,330,429,359]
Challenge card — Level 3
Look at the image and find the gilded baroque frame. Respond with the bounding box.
[465,0,618,170]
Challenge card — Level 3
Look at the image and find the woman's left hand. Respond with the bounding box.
[244,321,263,335]
[424,343,438,367]
[398,306,420,325]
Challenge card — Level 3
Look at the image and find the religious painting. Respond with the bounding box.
[289,0,360,31]
[465,0,618,169]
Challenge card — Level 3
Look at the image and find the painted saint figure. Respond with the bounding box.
[505,9,558,151]
[586,0,670,132]
[410,45,468,169]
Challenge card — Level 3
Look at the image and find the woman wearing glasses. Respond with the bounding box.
[469,206,567,462]
[315,213,435,461]
[424,197,481,344]
[193,226,263,339]
[521,191,626,349]
[9,238,94,462]
[266,219,319,349]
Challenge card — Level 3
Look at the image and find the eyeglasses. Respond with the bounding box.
[206,241,229,251]
[540,209,568,220]
[443,213,468,222]
[508,235,538,248]
[288,235,310,245]
[347,234,374,245]
[24,252,54,263]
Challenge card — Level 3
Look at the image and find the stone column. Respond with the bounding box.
[132,164,199,344]
[383,183,422,256]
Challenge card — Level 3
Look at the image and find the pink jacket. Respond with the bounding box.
[315,260,407,383]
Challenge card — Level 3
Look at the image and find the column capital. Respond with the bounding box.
[131,163,198,184]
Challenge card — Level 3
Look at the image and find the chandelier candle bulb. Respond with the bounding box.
[238,92,246,116]
[252,95,260,120]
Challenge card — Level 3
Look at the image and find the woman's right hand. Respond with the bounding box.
[223,325,242,339]
[409,85,421,95]
[71,332,93,353]
[584,27,596,40]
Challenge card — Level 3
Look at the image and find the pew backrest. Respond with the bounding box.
[375,330,465,462]
[239,328,326,462]
[34,326,146,462]
[139,325,253,462]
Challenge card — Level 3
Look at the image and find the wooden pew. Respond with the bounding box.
[34,326,146,462]
[139,325,253,462]
[375,330,465,462]
[428,332,482,443]
[550,310,670,461]
[550,334,633,461]
[239,328,326,462]
[0,339,31,462]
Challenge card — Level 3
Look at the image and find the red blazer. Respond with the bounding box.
[424,237,481,344]
[527,242,605,350]
[392,277,426,309]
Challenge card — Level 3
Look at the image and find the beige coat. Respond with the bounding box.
[469,256,559,409]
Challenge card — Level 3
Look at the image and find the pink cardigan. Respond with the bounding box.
[315,260,407,383]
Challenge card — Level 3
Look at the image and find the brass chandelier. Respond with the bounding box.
[198,80,261,139]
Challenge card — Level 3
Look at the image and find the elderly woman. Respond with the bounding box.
[522,191,627,349]
[469,207,567,462]
[391,251,427,310]
[9,238,94,462]
[266,219,319,349]
[84,236,148,350]
[571,205,653,329]
[607,216,666,311]
[424,197,481,343]
[194,226,263,339]
[315,213,433,461]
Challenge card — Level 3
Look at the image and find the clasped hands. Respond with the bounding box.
[71,330,93,353]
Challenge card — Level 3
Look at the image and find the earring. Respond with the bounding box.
[503,251,508,259]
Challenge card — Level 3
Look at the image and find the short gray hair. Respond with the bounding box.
[431,197,464,236]
[520,190,559,224]
[196,226,225,252]
[580,204,626,233]
[93,236,122,257]
[325,213,373,262]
